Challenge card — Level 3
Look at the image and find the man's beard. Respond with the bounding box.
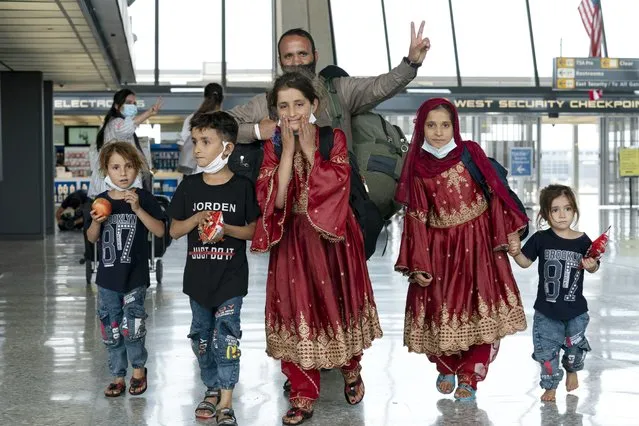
[281,60,317,75]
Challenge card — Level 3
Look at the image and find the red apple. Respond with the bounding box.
[92,198,112,217]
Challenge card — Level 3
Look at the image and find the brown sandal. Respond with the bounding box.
[342,365,365,405]
[129,367,148,396]
[104,381,126,397]
[282,407,313,425]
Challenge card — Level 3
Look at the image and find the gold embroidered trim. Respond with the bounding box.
[290,397,315,411]
[331,154,348,164]
[394,266,431,279]
[258,167,275,180]
[292,152,345,242]
[251,164,287,253]
[265,298,383,370]
[428,193,488,228]
[404,287,527,356]
[441,163,467,194]
[341,363,362,382]
[407,209,428,224]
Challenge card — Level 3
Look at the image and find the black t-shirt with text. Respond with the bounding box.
[169,173,260,309]
[522,229,592,321]
[89,189,165,293]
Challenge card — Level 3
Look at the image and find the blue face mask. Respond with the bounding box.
[122,104,138,117]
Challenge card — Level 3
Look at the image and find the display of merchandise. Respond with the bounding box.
[151,144,180,171]
[64,147,91,177]
[152,178,180,198]
[54,179,90,204]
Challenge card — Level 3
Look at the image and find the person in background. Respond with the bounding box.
[56,189,90,231]
[88,88,163,197]
[177,83,224,175]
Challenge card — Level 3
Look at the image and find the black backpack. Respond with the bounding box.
[228,141,264,183]
[314,126,385,260]
[460,146,529,240]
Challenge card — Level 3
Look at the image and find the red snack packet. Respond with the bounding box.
[199,211,224,243]
[585,225,611,260]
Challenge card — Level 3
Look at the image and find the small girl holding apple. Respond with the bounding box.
[86,141,166,397]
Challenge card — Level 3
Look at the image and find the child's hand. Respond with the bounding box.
[280,117,295,155]
[90,209,108,224]
[582,257,599,273]
[210,225,226,244]
[123,189,140,212]
[409,272,433,287]
[298,117,316,160]
[195,211,212,228]
[507,233,521,257]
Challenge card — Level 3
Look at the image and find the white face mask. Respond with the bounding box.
[421,138,456,159]
[104,175,140,191]
[196,141,230,174]
[277,111,317,126]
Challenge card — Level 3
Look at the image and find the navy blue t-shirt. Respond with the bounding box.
[89,189,165,292]
[169,173,260,309]
[522,229,592,321]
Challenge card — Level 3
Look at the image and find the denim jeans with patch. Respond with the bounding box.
[97,286,148,377]
[188,297,243,390]
[532,310,591,390]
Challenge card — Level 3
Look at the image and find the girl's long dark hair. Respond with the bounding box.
[96,88,139,151]
[195,83,224,114]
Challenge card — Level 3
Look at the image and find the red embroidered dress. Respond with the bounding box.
[251,127,382,370]
[395,99,528,359]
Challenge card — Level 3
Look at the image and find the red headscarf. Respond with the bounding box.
[395,98,528,223]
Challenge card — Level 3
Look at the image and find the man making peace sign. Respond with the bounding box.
[228,21,431,147]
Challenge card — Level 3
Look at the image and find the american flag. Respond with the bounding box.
[578,0,603,100]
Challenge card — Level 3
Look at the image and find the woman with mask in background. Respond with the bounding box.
[88,89,163,197]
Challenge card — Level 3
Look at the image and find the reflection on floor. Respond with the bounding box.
[0,208,638,425]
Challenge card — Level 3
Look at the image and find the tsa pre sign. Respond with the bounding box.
[510,148,533,177]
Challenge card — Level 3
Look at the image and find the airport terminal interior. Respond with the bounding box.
[1,0,639,425]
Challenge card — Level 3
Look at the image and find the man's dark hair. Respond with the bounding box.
[278,28,316,56]
[189,111,238,143]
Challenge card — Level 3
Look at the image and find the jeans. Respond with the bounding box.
[188,297,243,390]
[532,310,591,390]
[97,286,148,377]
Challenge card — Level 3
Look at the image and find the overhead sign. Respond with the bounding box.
[619,148,639,177]
[553,57,639,91]
[451,98,639,113]
[510,147,533,177]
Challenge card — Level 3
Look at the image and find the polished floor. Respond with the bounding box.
[1,207,638,425]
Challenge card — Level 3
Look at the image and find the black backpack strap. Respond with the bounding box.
[461,145,491,200]
[318,126,334,161]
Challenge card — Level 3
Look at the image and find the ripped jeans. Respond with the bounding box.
[97,286,148,377]
[188,297,243,390]
[532,310,591,390]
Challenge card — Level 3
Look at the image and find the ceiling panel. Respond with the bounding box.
[0,0,126,90]
[0,3,60,11]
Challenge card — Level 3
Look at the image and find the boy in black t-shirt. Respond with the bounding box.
[86,142,166,398]
[509,185,600,402]
[169,111,259,424]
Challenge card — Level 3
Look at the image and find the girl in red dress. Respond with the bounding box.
[251,72,382,425]
[394,98,528,401]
